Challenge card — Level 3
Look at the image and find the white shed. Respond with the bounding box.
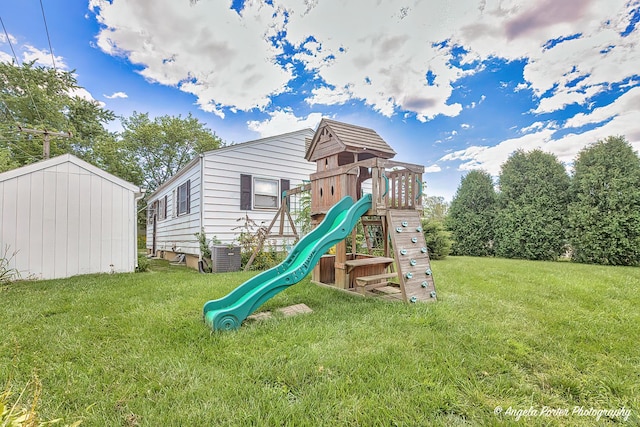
[0,154,143,280]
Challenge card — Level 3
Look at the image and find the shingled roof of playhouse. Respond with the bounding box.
[305,118,397,162]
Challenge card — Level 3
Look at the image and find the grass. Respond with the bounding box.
[1,256,639,426]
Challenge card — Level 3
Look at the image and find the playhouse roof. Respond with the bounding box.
[305,118,396,161]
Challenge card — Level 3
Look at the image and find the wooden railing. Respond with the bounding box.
[309,158,424,216]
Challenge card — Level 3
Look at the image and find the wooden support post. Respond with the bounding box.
[311,214,324,283]
[335,239,348,289]
[17,126,72,159]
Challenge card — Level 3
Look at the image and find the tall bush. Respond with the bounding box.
[446,170,497,256]
[494,150,570,260]
[568,136,640,265]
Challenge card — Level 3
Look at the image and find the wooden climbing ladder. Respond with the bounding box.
[387,210,437,302]
[353,210,437,303]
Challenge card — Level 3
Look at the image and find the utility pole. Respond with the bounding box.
[17,126,72,159]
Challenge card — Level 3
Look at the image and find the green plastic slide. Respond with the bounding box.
[203,194,372,331]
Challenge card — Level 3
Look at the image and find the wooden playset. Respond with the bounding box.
[204,118,436,330]
[263,118,437,302]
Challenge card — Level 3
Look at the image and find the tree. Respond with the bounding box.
[568,136,640,266]
[494,150,570,260]
[446,170,497,256]
[121,112,222,192]
[0,147,18,173]
[420,219,452,260]
[0,61,115,166]
[422,195,449,222]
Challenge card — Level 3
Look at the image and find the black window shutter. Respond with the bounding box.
[241,174,252,210]
[280,179,290,195]
[281,179,290,208]
[186,180,191,214]
[163,195,168,218]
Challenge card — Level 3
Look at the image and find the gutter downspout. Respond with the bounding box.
[134,188,147,269]
[198,154,206,273]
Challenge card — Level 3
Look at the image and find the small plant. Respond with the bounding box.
[194,228,220,273]
[1,245,21,284]
[1,374,82,426]
[233,214,285,270]
[135,254,150,273]
[294,185,312,236]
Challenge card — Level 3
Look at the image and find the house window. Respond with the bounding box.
[254,177,279,209]
[177,180,190,216]
[240,175,289,210]
[157,195,167,220]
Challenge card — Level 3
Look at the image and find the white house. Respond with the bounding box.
[146,128,317,269]
[0,154,143,280]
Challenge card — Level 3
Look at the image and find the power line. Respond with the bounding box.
[17,126,72,159]
[38,0,57,71]
[0,95,19,123]
[0,16,44,123]
[2,138,42,163]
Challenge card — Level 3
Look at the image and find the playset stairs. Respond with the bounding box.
[353,210,437,303]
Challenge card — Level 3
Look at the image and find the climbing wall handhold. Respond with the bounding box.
[411,237,418,243]
[405,272,413,279]
[396,227,402,233]
[401,221,408,227]
[410,259,417,266]
[416,226,423,233]
[410,296,418,303]
[430,291,437,298]
[421,281,428,288]
[425,268,432,276]
[400,249,407,256]
[421,247,428,254]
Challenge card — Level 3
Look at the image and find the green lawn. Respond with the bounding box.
[1,257,638,426]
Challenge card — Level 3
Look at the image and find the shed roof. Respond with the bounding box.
[0,154,142,193]
[305,118,396,161]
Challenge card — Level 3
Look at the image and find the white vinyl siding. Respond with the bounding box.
[145,129,317,255]
[0,155,140,280]
[146,160,201,255]
[201,129,316,244]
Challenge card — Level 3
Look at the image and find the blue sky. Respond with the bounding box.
[1,0,639,200]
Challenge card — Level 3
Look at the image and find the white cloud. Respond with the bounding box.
[0,33,17,45]
[564,86,640,129]
[460,123,471,129]
[88,0,639,131]
[104,91,128,99]
[424,164,442,173]
[0,51,12,63]
[69,87,105,107]
[90,0,291,115]
[247,110,323,137]
[21,45,67,69]
[440,87,640,175]
[520,120,556,134]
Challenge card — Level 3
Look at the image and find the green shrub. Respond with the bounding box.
[194,228,220,273]
[135,254,150,272]
[421,219,452,260]
[241,243,287,271]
